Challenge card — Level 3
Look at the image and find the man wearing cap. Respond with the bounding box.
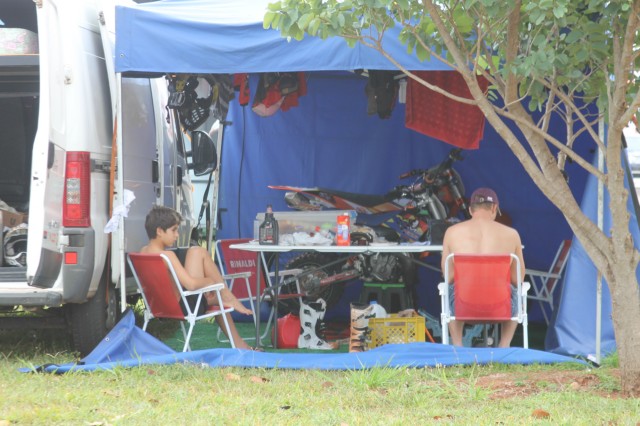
[441,187,525,348]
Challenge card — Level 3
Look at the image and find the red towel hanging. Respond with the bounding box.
[405,71,489,150]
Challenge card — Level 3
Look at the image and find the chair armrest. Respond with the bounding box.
[223,272,252,280]
[525,268,561,279]
[183,283,225,296]
[437,282,446,294]
[521,281,531,294]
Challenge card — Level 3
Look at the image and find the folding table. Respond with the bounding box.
[229,241,444,348]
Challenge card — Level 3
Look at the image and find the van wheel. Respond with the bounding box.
[68,277,120,356]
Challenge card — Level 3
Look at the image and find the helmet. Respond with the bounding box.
[4,224,27,267]
[178,76,214,131]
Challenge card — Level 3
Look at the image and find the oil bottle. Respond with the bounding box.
[259,204,279,245]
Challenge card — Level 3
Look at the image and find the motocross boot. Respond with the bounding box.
[298,298,336,350]
[349,302,371,353]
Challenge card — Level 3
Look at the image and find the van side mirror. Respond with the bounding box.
[188,130,217,176]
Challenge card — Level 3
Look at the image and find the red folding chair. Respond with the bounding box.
[438,253,530,348]
[127,252,235,351]
[214,238,302,342]
[526,239,571,324]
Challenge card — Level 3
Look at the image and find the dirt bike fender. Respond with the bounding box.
[269,185,342,210]
[270,185,403,214]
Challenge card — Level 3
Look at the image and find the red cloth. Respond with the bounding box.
[251,72,307,116]
[281,72,307,112]
[233,73,250,106]
[405,71,489,150]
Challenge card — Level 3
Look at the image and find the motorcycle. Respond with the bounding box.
[268,148,470,312]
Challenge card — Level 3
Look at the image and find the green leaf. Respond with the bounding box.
[395,0,409,9]
[555,53,569,66]
[532,34,547,48]
[264,11,276,29]
[564,29,583,44]
[453,12,474,34]
[298,13,314,30]
[267,1,282,12]
[415,41,429,62]
[288,8,299,23]
[553,4,568,19]
[330,14,339,30]
[340,0,353,9]
[309,18,321,36]
[293,25,304,41]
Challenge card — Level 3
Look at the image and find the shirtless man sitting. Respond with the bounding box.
[441,187,525,348]
[140,205,254,350]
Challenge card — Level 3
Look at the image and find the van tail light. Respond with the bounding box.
[63,151,91,227]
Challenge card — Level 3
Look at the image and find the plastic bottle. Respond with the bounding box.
[336,212,350,246]
[369,300,388,319]
[258,204,279,245]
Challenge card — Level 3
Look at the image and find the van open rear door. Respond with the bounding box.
[98,0,127,312]
[100,1,186,311]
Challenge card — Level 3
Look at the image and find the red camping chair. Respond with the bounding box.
[214,238,302,342]
[438,253,530,348]
[127,252,235,352]
[526,239,571,325]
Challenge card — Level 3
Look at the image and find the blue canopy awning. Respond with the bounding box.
[115,0,451,74]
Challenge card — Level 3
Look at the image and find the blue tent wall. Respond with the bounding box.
[545,150,640,357]
[215,73,593,321]
[113,0,591,278]
[114,0,638,354]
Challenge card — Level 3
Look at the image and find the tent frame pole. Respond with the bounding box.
[596,117,604,365]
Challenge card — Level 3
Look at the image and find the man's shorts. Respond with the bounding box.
[448,284,518,317]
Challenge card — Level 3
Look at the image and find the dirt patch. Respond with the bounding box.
[472,368,622,399]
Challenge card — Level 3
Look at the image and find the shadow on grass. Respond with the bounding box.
[0,305,550,359]
[0,327,74,358]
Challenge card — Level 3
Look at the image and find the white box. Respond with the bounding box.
[254,210,356,239]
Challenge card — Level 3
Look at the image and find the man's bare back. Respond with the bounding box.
[440,187,525,347]
[441,192,525,284]
[444,219,520,253]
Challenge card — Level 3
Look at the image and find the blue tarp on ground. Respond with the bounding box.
[24,310,585,374]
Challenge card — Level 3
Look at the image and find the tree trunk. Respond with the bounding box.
[608,261,640,396]
[407,0,640,395]
[606,103,640,396]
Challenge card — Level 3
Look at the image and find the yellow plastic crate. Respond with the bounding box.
[368,314,426,348]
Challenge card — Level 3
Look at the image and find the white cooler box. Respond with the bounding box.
[254,210,356,239]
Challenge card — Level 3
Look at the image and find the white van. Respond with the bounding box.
[0,0,215,354]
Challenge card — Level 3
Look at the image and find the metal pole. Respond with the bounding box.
[116,73,127,313]
[208,123,224,251]
[596,117,604,364]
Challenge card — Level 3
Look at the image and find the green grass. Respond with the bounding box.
[1,318,638,425]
